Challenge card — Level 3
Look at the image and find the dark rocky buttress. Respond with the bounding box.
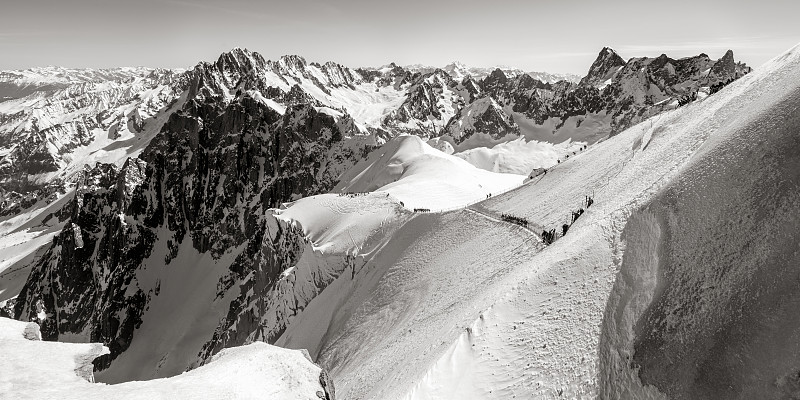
[14,75,369,372]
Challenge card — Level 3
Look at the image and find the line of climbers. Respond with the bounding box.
[542,195,594,245]
[677,91,698,107]
[338,192,370,197]
[710,78,737,95]
[500,213,529,227]
[556,144,589,165]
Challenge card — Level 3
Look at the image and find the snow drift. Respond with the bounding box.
[0,317,334,400]
[335,135,525,211]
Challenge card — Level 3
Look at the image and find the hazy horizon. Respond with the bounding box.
[1,0,798,73]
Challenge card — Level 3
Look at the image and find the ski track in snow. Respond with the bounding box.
[464,207,544,243]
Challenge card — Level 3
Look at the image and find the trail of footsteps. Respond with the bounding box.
[464,208,543,245]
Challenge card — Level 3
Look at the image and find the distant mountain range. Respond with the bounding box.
[400,61,582,83]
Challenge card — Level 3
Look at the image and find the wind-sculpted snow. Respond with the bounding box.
[334,135,525,211]
[0,318,334,400]
[277,210,543,399]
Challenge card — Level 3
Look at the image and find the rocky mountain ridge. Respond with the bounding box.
[12,52,375,378]
[1,47,750,201]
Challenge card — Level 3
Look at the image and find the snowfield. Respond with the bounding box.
[0,317,332,399]
[334,135,526,211]
[454,137,580,174]
[277,192,409,255]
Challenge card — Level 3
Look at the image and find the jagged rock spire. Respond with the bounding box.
[580,47,626,86]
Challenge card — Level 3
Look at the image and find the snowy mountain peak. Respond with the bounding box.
[581,46,626,86]
[205,47,273,91]
[438,61,579,84]
[481,68,510,90]
[277,54,308,72]
[710,49,736,77]
[443,61,470,80]
[216,47,266,69]
[1,42,762,396]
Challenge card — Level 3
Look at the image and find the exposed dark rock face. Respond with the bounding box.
[360,63,419,90]
[0,298,16,318]
[382,69,460,136]
[13,51,372,373]
[482,68,511,93]
[14,160,157,368]
[319,61,363,88]
[442,96,519,144]
[0,180,67,217]
[580,47,626,86]
[438,48,752,143]
[460,76,482,103]
[318,369,336,400]
[195,214,308,362]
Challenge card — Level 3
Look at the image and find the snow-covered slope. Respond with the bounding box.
[454,136,580,174]
[599,45,800,400]
[0,186,72,310]
[274,42,800,399]
[276,192,408,255]
[0,317,334,399]
[335,135,525,210]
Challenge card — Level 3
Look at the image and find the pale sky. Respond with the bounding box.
[1,0,798,74]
